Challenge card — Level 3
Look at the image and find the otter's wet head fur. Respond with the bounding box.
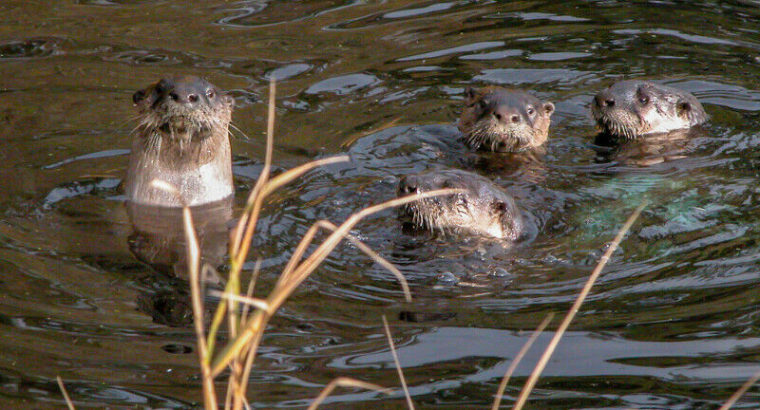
[126,76,234,207]
[458,86,555,152]
[397,169,523,240]
[591,80,707,141]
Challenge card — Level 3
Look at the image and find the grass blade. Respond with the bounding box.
[491,313,554,409]
[211,189,460,377]
[57,376,75,410]
[383,315,415,410]
[307,377,389,410]
[512,201,646,410]
[719,369,760,410]
[183,207,218,409]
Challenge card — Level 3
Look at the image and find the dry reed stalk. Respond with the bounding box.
[57,376,75,410]
[293,220,412,301]
[719,369,760,410]
[233,258,261,408]
[171,77,461,409]
[224,78,292,410]
[240,259,262,322]
[147,179,219,408]
[183,207,218,410]
[307,377,390,410]
[204,155,350,359]
[234,260,262,405]
[512,201,646,410]
[490,313,554,410]
[230,79,276,256]
[223,84,278,410]
[210,188,460,377]
[382,315,415,410]
[209,291,269,311]
[339,116,403,149]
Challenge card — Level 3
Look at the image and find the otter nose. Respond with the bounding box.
[595,94,615,108]
[168,90,200,104]
[493,106,521,124]
[157,78,202,105]
[398,176,419,196]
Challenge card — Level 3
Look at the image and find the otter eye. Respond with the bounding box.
[639,95,649,105]
[479,99,488,109]
[154,81,167,95]
[526,107,535,116]
[207,89,215,99]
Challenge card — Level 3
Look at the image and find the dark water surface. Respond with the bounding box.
[2,0,760,408]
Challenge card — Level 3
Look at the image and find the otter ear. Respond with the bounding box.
[542,101,555,117]
[132,89,146,105]
[492,200,508,214]
[677,100,691,118]
[464,87,478,105]
[224,94,235,107]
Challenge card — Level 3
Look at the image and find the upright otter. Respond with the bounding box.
[125,76,234,207]
[458,86,555,152]
[397,169,523,240]
[591,80,707,141]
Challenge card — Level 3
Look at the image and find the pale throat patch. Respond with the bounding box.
[186,162,233,205]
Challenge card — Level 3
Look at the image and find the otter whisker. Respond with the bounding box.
[228,122,251,141]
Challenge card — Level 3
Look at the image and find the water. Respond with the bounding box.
[2,0,760,408]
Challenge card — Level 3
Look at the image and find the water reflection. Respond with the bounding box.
[591,129,702,167]
[128,199,232,326]
[127,199,231,279]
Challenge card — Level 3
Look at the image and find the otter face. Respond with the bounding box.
[591,80,707,140]
[397,169,523,240]
[459,87,554,152]
[133,76,234,149]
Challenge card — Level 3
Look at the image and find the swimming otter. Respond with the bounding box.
[125,76,234,207]
[458,86,555,152]
[591,80,707,141]
[397,169,523,240]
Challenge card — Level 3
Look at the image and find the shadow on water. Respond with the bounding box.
[1,0,760,408]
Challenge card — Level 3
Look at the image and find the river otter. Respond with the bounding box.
[397,169,523,240]
[591,80,707,141]
[458,86,555,152]
[125,76,234,207]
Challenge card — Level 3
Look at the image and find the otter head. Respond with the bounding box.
[591,80,707,141]
[133,75,234,151]
[458,86,555,152]
[397,169,523,240]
